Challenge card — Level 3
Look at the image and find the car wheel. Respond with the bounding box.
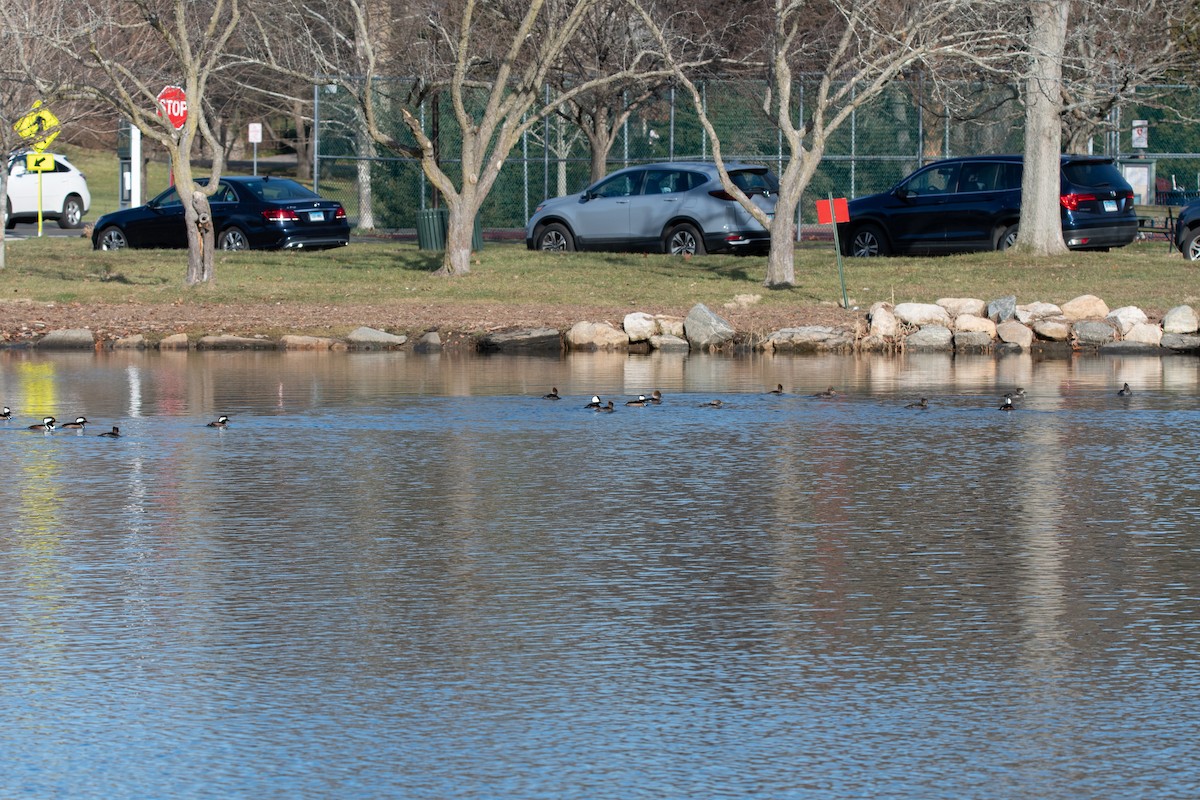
[1181,228,1200,261]
[58,195,85,229]
[996,224,1019,251]
[218,227,249,251]
[3,200,12,230]
[537,222,574,252]
[97,225,128,251]
[849,224,888,257]
[666,223,706,256]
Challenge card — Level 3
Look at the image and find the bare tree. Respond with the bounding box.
[49,0,242,285]
[0,1,69,270]
[638,0,1014,288]
[1013,0,1196,255]
[249,0,687,277]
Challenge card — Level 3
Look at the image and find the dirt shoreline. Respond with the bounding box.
[0,300,864,347]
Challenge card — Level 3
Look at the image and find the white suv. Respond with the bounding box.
[5,153,91,229]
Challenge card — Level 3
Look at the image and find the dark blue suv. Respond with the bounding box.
[838,155,1138,257]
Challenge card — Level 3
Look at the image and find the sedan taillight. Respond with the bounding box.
[262,208,300,222]
[334,206,347,220]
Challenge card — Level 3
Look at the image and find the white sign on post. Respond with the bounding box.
[248,123,263,176]
[1132,120,1149,149]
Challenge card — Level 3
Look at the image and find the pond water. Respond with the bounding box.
[2,349,1198,799]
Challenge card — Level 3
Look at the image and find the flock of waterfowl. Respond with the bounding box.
[554,381,1136,413]
[1,407,231,436]
[3,380,1137,434]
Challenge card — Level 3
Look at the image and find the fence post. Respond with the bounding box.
[312,82,320,194]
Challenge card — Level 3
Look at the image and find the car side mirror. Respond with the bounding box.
[894,187,911,201]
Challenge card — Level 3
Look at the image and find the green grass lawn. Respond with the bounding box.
[2,233,1195,318]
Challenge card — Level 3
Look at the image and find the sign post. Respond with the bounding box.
[25,153,56,237]
[816,195,852,308]
[248,123,262,176]
[14,101,60,238]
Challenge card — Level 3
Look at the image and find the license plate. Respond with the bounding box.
[1103,200,1118,212]
[308,210,326,222]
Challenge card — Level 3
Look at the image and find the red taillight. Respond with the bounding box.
[708,189,736,201]
[1060,193,1096,211]
[334,206,347,220]
[262,208,299,222]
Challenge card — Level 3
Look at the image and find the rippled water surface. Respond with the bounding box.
[2,349,1199,799]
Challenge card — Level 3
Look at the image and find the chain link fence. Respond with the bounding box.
[312,78,1200,233]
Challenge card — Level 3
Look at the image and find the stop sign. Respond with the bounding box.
[157,86,188,130]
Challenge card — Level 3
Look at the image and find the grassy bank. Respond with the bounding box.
[2,234,1195,321]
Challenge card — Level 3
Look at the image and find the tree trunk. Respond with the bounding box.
[184,189,216,285]
[764,191,798,287]
[1016,0,1070,256]
[355,114,375,229]
[436,201,476,277]
[0,170,7,271]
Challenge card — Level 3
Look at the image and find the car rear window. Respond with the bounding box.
[244,179,321,202]
[731,169,778,195]
[1062,161,1124,188]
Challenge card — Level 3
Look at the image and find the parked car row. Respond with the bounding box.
[524,154,1157,259]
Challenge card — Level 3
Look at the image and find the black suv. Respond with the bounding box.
[838,155,1138,257]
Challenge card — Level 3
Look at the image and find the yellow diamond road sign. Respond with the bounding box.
[14,101,60,153]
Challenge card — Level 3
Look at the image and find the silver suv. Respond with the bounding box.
[526,161,777,256]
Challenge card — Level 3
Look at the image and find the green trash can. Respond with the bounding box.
[416,207,484,252]
[416,208,447,251]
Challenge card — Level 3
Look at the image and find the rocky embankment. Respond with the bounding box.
[10,294,1200,356]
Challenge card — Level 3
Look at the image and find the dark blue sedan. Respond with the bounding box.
[92,176,350,251]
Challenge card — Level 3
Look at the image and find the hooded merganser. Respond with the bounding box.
[814,386,838,398]
[1,407,11,420]
[99,426,121,438]
[584,396,602,409]
[1118,382,1133,397]
[625,395,648,407]
[60,416,89,429]
[649,390,663,405]
[1012,387,1027,398]
[207,415,230,428]
[767,383,785,395]
[905,398,928,409]
[29,416,56,431]
[596,400,616,413]
[700,399,724,408]
[1000,396,1014,411]
[543,387,561,400]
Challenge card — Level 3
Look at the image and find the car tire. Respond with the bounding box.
[3,200,12,230]
[1181,228,1200,261]
[96,226,128,251]
[996,224,1019,251]
[849,224,888,257]
[536,222,575,252]
[218,227,249,251]
[665,223,706,256]
[58,195,85,229]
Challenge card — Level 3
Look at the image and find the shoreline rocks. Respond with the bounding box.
[11,297,1200,357]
